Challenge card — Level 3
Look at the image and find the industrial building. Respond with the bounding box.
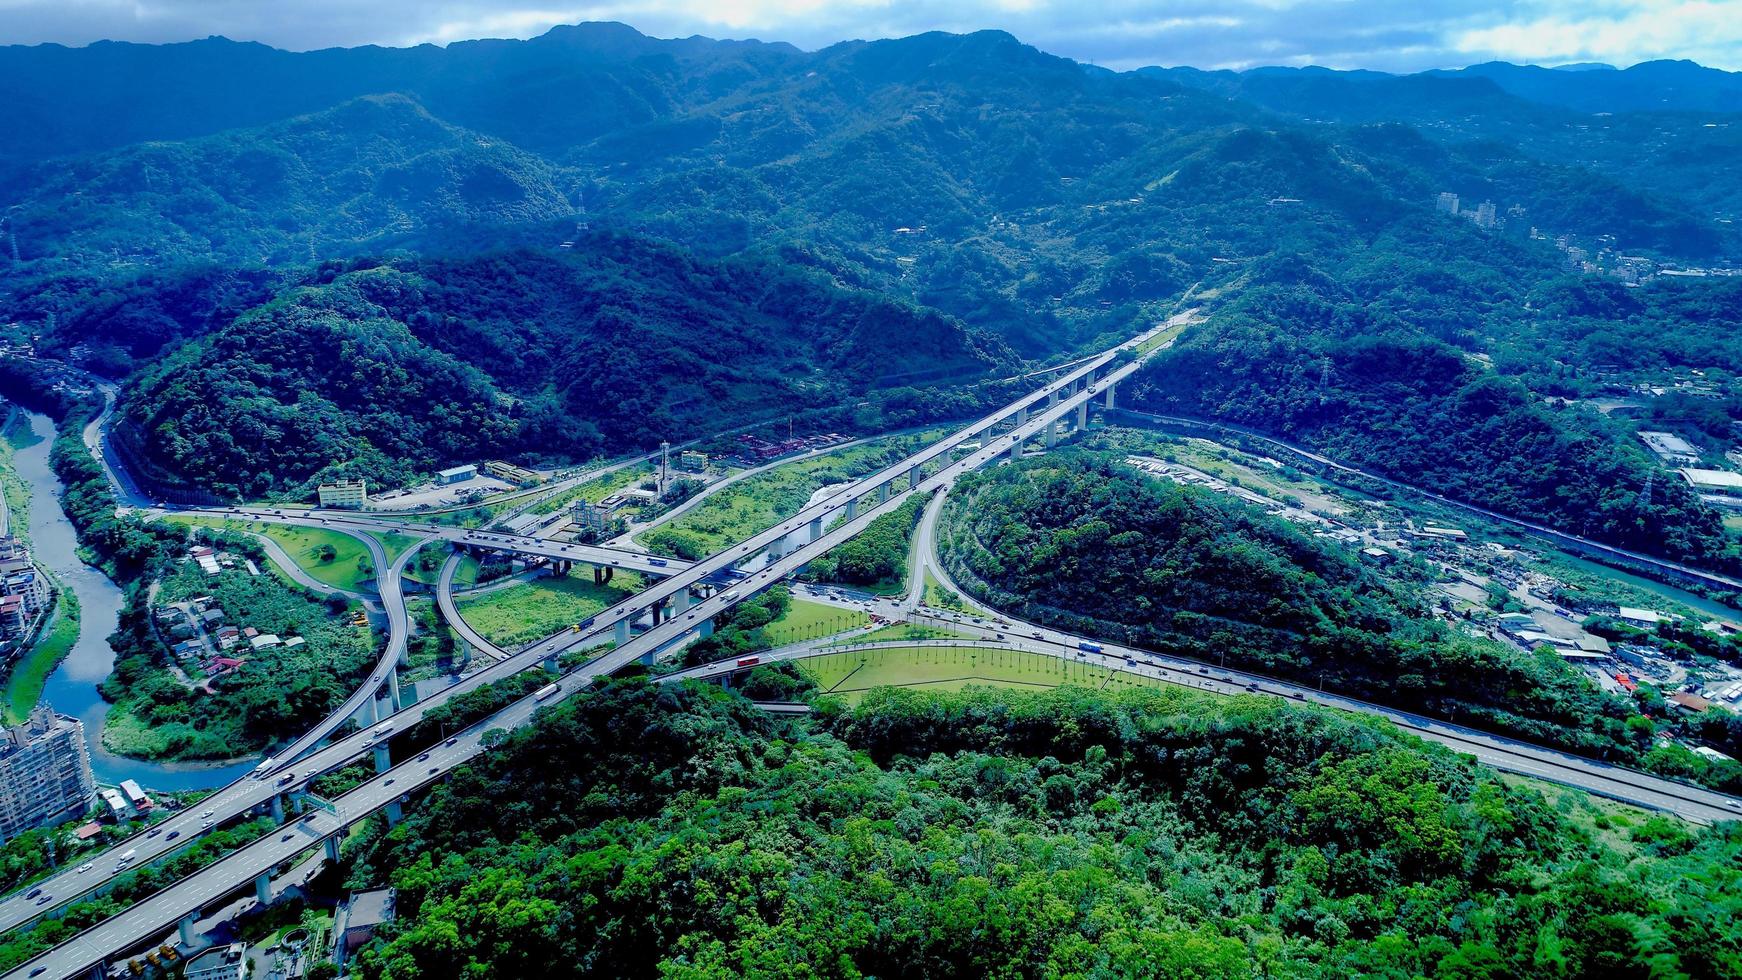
[484,460,544,487]
[435,464,478,486]
[0,706,95,842]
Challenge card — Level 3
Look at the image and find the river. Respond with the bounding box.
[11,411,253,791]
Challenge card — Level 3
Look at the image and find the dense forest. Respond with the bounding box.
[342,678,1742,978]
[119,240,1007,498]
[940,454,1672,769]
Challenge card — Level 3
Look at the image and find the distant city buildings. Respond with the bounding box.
[1436,192,1459,215]
[316,478,368,509]
[0,705,95,842]
[1472,200,1497,229]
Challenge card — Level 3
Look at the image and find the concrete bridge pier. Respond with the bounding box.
[1103,384,1116,409]
[1045,420,1059,449]
[359,693,379,727]
[385,668,403,712]
[1016,405,1029,427]
[638,647,657,667]
[879,483,892,504]
[908,465,920,489]
[384,801,403,827]
[808,516,823,543]
[271,795,285,824]
[373,744,391,774]
[542,653,560,674]
[615,618,630,646]
[254,872,273,905]
[698,619,714,639]
[1008,437,1024,462]
[845,498,858,521]
[178,911,200,947]
[1076,400,1089,431]
[324,836,342,864]
[1048,389,1059,408]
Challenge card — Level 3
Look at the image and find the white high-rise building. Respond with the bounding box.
[0,706,95,842]
[1436,192,1459,215]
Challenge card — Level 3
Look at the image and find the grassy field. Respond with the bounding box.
[455,572,644,648]
[369,531,425,566]
[1135,315,1194,355]
[2,592,79,724]
[798,645,1166,703]
[638,427,950,559]
[762,598,868,646]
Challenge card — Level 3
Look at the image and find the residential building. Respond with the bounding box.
[317,479,369,509]
[119,779,151,814]
[0,705,95,841]
[678,450,708,473]
[1436,192,1459,215]
[573,500,611,533]
[435,464,477,486]
[184,942,247,980]
[1472,200,1497,229]
[483,460,544,487]
[336,887,396,966]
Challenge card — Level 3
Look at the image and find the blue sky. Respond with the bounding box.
[1,0,1738,72]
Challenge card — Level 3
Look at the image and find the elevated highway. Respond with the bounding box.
[0,324,1156,980]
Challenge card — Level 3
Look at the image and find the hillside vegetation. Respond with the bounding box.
[941,454,1657,765]
[343,679,1742,979]
[119,241,1006,498]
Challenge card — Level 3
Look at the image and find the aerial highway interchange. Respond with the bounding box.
[5,323,1741,980]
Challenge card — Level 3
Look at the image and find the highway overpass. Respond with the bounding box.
[0,325,1153,980]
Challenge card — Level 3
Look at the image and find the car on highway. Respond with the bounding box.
[445,736,458,746]
[76,863,93,875]
[281,833,295,842]
[428,766,440,775]
[385,778,396,787]
[25,888,40,900]
[1727,800,1741,812]
[418,751,430,761]
[200,810,214,819]
[166,831,180,841]
[147,827,161,837]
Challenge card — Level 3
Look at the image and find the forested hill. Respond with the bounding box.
[942,454,1651,759]
[2,94,578,270]
[343,678,1742,978]
[118,238,1010,499]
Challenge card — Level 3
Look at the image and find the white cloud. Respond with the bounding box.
[1451,0,1742,65]
[0,0,1737,72]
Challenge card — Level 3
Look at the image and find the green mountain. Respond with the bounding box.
[119,238,1008,498]
[4,94,577,270]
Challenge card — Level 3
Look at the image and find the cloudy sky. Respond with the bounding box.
[1,0,1739,72]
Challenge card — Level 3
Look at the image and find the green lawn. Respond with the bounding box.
[798,645,1165,704]
[2,592,79,724]
[455,572,644,648]
[1135,317,1193,355]
[369,531,425,566]
[762,598,868,646]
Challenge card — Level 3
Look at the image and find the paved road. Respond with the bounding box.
[0,524,426,938]
[435,553,509,662]
[0,320,1156,980]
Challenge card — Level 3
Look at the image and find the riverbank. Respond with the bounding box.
[3,592,79,725]
[10,409,255,790]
